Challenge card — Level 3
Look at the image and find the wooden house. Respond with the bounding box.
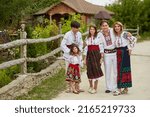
[34,0,114,24]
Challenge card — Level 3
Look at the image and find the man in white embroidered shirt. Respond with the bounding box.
[60,21,83,93]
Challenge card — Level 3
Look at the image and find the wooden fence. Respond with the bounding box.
[0,25,139,75]
[0,35,63,73]
[0,26,88,75]
[124,26,139,36]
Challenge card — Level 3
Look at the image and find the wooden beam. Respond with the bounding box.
[0,58,25,70]
[27,48,61,62]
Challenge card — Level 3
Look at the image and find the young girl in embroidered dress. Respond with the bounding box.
[84,25,103,94]
[113,21,137,95]
[66,44,83,94]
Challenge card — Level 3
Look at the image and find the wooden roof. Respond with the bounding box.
[34,0,114,15]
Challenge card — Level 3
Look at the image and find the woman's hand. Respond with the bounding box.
[83,58,86,65]
[128,49,132,55]
[127,32,132,37]
[100,53,104,63]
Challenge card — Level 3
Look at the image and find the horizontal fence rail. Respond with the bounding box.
[0,27,139,74]
[27,48,61,62]
[0,34,64,51]
[0,58,26,70]
[0,30,89,74]
[124,26,139,36]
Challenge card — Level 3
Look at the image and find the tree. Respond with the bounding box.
[139,0,150,32]
[107,0,141,28]
[0,0,60,30]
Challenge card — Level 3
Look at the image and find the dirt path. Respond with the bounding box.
[54,41,150,100]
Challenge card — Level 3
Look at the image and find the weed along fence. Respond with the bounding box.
[0,23,88,99]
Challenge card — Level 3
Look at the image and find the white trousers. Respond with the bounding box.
[104,53,117,92]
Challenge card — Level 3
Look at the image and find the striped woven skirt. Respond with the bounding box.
[66,63,81,83]
[116,46,132,88]
[86,45,103,79]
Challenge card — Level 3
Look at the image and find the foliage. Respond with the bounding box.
[138,32,150,42]
[138,0,150,32]
[106,0,150,33]
[0,65,19,88]
[27,19,59,72]
[61,14,87,34]
[16,69,66,100]
[0,0,60,30]
[0,70,11,88]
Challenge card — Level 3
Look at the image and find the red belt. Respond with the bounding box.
[88,45,99,51]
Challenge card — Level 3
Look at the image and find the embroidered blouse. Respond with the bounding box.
[60,30,83,60]
[67,55,83,67]
[115,31,137,49]
[83,36,103,56]
[97,28,116,51]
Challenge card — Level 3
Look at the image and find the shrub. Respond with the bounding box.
[0,65,19,88]
[27,19,59,72]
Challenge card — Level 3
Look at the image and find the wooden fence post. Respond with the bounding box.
[58,22,62,56]
[137,25,140,36]
[20,23,27,74]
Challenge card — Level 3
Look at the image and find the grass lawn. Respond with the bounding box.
[16,69,66,100]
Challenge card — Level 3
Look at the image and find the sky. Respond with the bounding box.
[85,0,116,6]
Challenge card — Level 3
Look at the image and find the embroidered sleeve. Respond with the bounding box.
[78,33,83,52]
[128,36,137,49]
[97,32,104,53]
[83,37,88,56]
[78,55,83,67]
[60,34,70,53]
[83,46,87,56]
[123,32,137,49]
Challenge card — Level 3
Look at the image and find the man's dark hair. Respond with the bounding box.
[100,20,109,26]
[71,21,80,28]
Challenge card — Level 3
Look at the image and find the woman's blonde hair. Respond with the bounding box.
[113,21,124,35]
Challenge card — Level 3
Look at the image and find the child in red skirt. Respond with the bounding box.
[66,44,83,94]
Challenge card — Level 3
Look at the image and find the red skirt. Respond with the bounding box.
[66,64,81,82]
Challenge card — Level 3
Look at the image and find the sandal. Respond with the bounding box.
[73,90,79,94]
[121,89,128,94]
[90,89,97,94]
[88,87,93,93]
[113,91,121,96]
[78,89,85,92]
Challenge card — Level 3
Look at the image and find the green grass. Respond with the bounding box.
[16,69,67,100]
